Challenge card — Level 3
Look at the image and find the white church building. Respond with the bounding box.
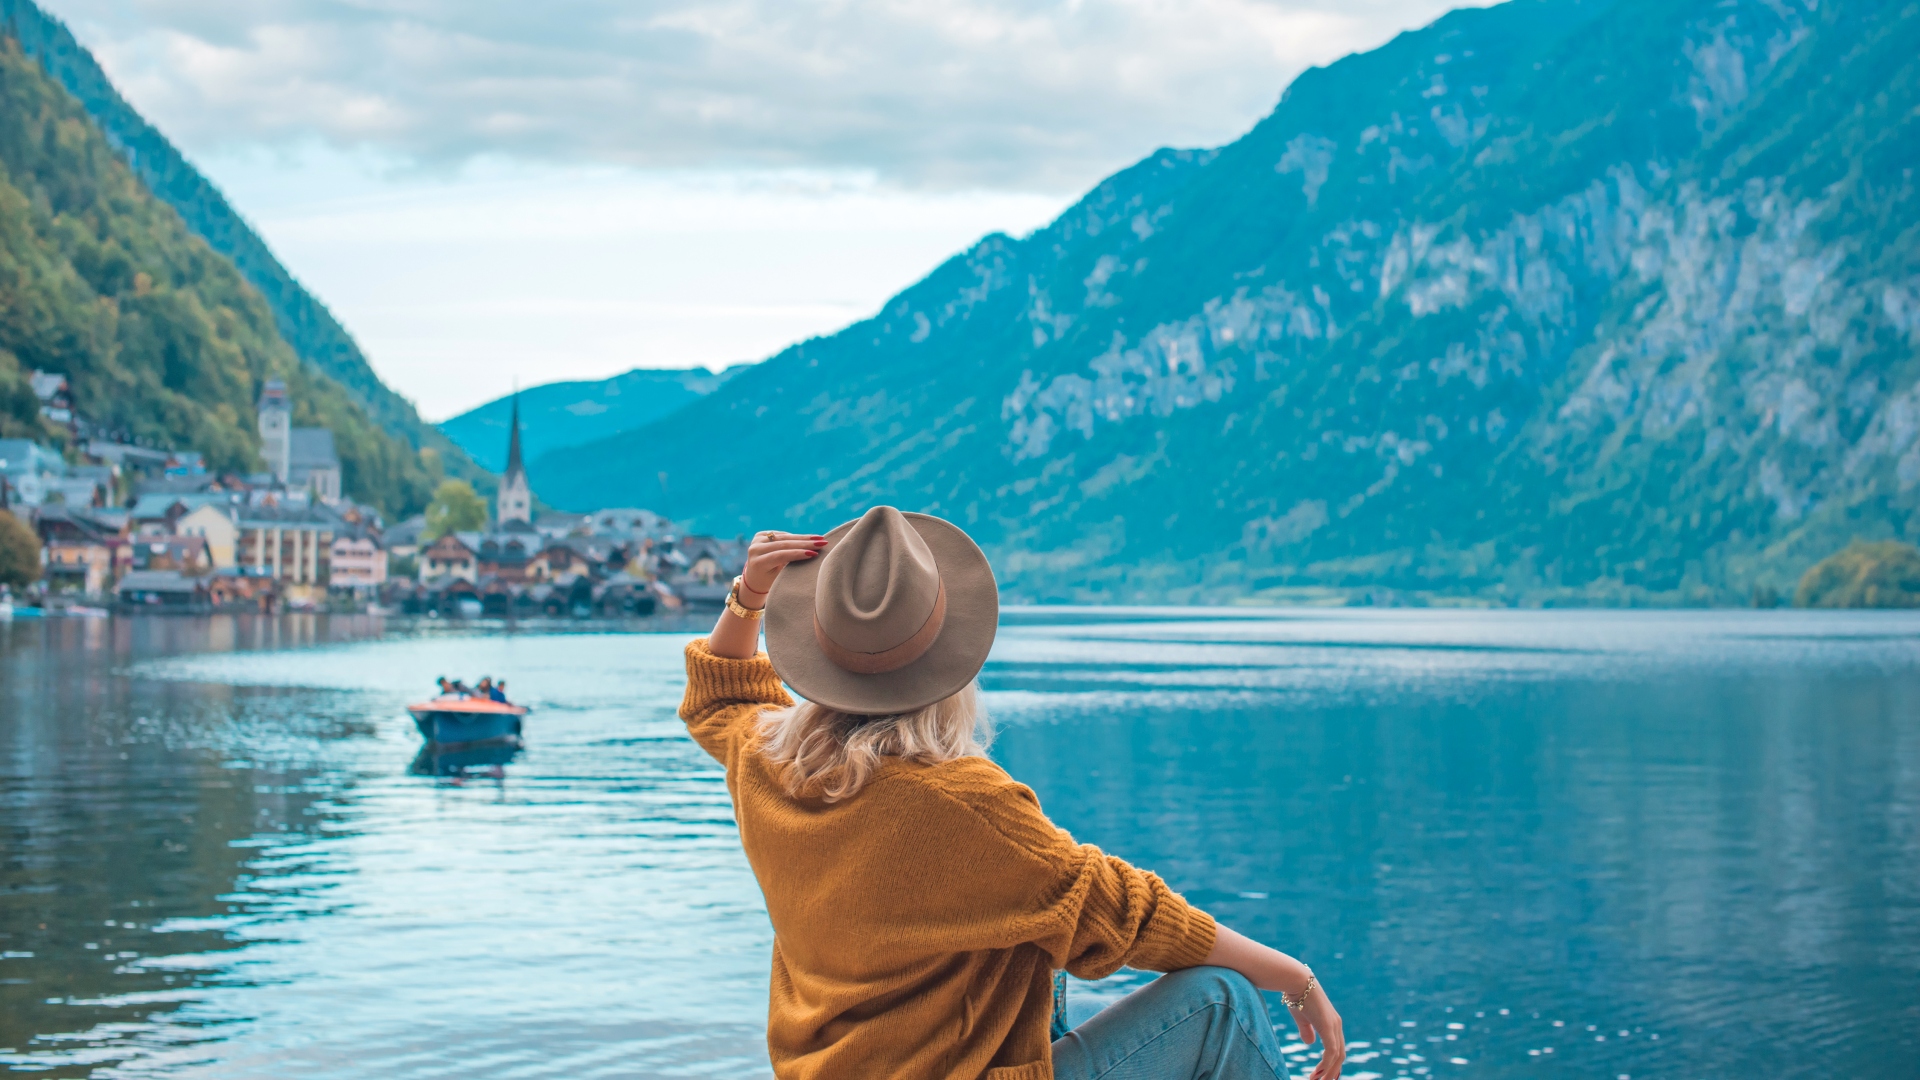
[257,379,343,502]
[496,394,533,528]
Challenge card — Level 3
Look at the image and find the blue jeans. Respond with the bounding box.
[1050,967,1287,1080]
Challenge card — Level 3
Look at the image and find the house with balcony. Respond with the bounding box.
[329,535,387,591]
[35,506,131,597]
[419,533,479,585]
[236,503,337,603]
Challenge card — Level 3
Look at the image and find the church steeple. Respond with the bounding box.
[505,394,526,480]
[497,391,532,527]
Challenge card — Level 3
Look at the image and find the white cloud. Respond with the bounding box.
[203,148,1066,418]
[50,0,1490,190]
[35,0,1495,419]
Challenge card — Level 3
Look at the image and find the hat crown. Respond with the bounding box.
[815,506,941,653]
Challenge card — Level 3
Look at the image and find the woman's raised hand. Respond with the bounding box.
[706,530,827,659]
[739,530,829,604]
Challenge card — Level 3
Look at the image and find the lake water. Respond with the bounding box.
[2,609,1916,1079]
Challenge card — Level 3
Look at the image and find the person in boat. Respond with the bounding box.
[474,676,494,700]
[491,680,509,704]
[436,676,454,697]
[681,508,1344,1080]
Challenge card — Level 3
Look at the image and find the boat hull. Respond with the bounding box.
[410,710,523,745]
[406,698,530,746]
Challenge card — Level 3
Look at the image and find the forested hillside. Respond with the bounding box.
[536,0,1920,604]
[0,0,488,493]
[0,34,434,514]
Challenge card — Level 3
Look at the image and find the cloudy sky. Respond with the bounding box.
[44,0,1484,419]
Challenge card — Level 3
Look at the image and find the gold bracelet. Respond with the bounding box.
[1280,973,1317,1011]
[725,576,765,621]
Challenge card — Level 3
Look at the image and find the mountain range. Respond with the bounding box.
[528,0,1920,605]
[440,366,743,474]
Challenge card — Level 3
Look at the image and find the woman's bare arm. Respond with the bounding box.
[1202,925,1345,1079]
[705,531,826,659]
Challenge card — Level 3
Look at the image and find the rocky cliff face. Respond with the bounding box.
[536,0,1920,604]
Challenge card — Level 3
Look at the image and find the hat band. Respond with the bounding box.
[813,582,947,675]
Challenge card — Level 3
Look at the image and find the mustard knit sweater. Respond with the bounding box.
[678,638,1218,1079]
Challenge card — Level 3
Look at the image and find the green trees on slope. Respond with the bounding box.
[1795,541,1920,609]
[0,0,488,491]
[0,36,439,516]
[423,480,488,540]
[0,509,37,588]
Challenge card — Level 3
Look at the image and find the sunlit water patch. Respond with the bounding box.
[3,609,1917,1078]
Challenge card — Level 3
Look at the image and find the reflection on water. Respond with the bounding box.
[2,610,1917,1078]
[406,741,521,781]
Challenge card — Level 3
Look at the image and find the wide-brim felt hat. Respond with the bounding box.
[764,507,998,715]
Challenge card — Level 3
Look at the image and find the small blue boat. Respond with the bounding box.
[406,696,529,746]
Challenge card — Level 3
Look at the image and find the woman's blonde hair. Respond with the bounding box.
[756,683,992,802]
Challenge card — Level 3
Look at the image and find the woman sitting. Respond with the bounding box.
[681,507,1344,1080]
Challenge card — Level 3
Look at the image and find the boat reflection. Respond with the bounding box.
[407,739,522,781]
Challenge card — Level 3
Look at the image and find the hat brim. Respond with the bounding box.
[764,512,998,715]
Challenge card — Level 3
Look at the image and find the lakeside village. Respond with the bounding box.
[0,372,747,616]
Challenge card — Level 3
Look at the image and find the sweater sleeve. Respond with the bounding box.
[925,758,1217,979]
[1055,847,1218,979]
[678,636,794,765]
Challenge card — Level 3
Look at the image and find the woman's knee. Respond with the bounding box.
[1160,965,1265,1012]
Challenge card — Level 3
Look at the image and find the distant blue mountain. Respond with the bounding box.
[439,366,745,474]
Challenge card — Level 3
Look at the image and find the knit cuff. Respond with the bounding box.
[1131,881,1217,972]
[683,637,793,710]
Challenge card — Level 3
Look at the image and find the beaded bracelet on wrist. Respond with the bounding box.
[1280,974,1318,1011]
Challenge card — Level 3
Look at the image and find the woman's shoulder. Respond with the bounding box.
[880,756,1058,844]
[900,754,1022,793]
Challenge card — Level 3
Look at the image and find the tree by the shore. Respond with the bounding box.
[0,511,39,589]
[1794,540,1920,608]
[424,480,488,540]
